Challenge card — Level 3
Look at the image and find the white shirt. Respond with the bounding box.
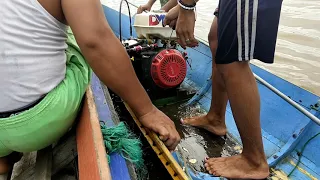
[0,0,68,112]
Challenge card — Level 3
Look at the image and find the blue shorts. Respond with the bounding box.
[215,0,283,64]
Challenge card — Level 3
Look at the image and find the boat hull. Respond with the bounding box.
[101,3,320,180]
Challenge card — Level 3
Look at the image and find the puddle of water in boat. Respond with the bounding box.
[110,91,281,180]
[110,89,242,178]
[159,102,241,173]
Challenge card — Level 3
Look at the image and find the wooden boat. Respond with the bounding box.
[7,2,319,180]
[99,2,320,180]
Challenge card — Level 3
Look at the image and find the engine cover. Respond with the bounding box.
[151,49,187,89]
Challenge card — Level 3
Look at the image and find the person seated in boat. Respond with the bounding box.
[162,0,282,179]
[0,0,181,174]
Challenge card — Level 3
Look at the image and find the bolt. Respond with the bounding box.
[293,134,297,138]
[273,155,278,159]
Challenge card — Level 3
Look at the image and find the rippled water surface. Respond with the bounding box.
[102,0,320,96]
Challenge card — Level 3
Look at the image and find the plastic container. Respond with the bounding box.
[134,10,177,40]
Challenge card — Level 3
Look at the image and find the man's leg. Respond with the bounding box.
[203,0,283,177]
[0,152,22,174]
[182,17,228,136]
[205,62,269,179]
[0,157,10,175]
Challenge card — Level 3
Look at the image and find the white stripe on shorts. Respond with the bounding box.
[244,0,249,60]
[238,0,259,61]
[237,0,242,61]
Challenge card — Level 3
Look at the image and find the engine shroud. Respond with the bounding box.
[151,49,187,89]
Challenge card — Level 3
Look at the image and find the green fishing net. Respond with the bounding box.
[101,122,147,180]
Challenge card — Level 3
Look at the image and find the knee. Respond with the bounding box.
[216,62,250,80]
[208,40,218,53]
[208,34,218,52]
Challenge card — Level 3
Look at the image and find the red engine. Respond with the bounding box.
[150,49,187,89]
[124,38,189,100]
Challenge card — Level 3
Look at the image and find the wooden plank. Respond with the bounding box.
[124,103,189,180]
[51,133,77,175]
[34,146,52,180]
[76,87,111,180]
[11,152,37,180]
[12,133,77,180]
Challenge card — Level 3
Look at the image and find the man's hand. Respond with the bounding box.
[137,3,152,14]
[139,106,180,151]
[137,0,156,14]
[163,6,198,49]
[175,8,198,49]
[163,5,179,29]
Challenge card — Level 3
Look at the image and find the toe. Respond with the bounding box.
[206,158,216,165]
[181,117,193,124]
[206,166,210,172]
[180,118,186,124]
[204,163,209,167]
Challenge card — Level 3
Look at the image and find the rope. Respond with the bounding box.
[101,122,147,179]
[288,132,320,177]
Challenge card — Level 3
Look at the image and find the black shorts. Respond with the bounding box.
[215,0,283,64]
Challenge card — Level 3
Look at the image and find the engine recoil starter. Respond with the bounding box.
[151,49,187,89]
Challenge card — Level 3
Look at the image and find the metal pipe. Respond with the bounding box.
[254,73,320,126]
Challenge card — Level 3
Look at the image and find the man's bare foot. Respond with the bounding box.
[181,114,227,136]
[204,154,269,179]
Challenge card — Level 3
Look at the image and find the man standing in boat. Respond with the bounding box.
[0,0,181,174]
[162,0,282,179]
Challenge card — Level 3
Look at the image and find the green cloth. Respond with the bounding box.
[160,0,169,7]
[0,29,92,157]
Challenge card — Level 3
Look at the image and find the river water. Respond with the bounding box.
[103,0,320,96]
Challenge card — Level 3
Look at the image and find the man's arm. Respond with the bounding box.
[146,0,157,7]
[62,0,152,117]
[137,0,156,14]
[161,0,178,12]
[161,0,199,13]
[61,0,180,150]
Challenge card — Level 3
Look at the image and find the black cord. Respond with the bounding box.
[119,0,133,41]
[288,132,320,177]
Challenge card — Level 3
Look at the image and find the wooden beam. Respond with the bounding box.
[76,87,111,180]
[12,133,77,180]
[34,146,52,180]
